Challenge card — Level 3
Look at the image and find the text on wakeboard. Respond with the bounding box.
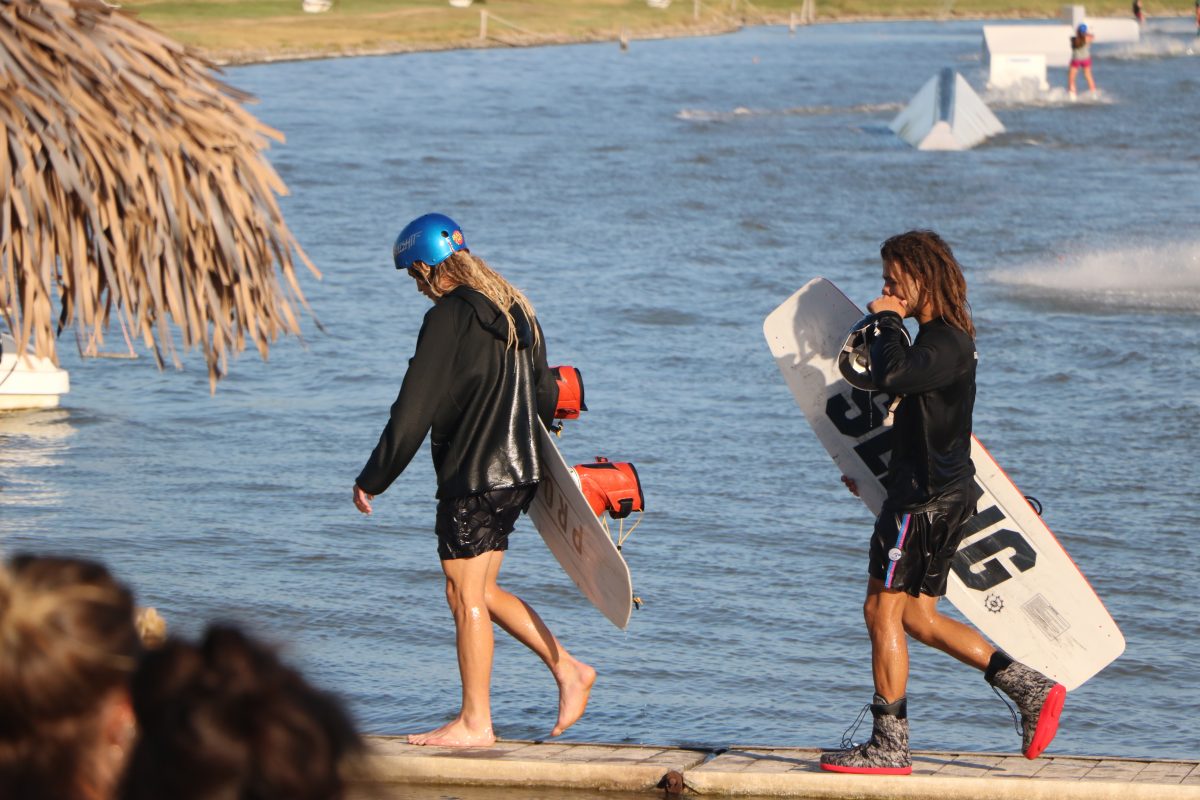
[826,387,1038,593]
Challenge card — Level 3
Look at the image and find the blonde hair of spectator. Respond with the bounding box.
[135,607,168,649]
[0,554,141,799]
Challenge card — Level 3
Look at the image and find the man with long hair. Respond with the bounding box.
[820,231,1064,775]
[352,213,594,747]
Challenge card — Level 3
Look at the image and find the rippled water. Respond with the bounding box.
[3,18,1198,764]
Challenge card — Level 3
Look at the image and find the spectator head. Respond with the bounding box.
[0,554,141,799]
[120,624,361,800]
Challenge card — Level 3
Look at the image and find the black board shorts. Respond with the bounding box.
[435,484,538,561]
[868,488,978,597]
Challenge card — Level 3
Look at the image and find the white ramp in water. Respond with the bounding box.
[982,17,1139,75]
[890,69,1004,151]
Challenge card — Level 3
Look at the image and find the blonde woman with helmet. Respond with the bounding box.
[352,213,595,747]
[0,554,141,799]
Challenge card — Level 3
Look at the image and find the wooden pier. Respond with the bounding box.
[349,737,1200,798]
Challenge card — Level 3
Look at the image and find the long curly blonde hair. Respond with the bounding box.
[413,250,539,349]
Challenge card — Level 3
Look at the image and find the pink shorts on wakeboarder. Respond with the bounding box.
[1070,58,1092,68]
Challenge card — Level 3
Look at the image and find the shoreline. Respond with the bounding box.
[204,17,742,66]
[172,10,1181,68]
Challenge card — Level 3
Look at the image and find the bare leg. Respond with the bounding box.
[408,551,500,747]
[1067,66,1078,95]
[902,593,994,671]
[482,552,595,737]
[1084,67,1097,93]
[864,578,911,703]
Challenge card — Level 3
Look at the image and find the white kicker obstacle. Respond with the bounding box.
[983,25,1072,88]
[890,68,1005,151]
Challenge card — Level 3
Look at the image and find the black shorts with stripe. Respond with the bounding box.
[868,485,979,597]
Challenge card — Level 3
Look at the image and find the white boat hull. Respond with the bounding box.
[0,334,70,410]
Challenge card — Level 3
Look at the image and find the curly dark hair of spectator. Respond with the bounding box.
[119,624,361,800]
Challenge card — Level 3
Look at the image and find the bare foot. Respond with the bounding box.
[549,659,596,737]
[407,717,495,747]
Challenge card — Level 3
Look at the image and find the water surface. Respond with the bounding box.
[2,17,1198,761]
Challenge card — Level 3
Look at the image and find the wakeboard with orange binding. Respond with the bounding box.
[526,366,642,630]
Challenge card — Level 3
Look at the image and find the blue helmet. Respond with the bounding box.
[393,213,467,271]
[1077,23,1088,33]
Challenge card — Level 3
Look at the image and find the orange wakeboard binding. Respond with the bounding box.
[552,365,587,422]
[575,458,644,520]
[549,366,645,579]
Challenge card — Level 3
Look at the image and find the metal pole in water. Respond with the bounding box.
[479,9,487,39]
[619,25,629,50]
[789,10,796,33]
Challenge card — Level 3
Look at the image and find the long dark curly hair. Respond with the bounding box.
[880,230,975,339]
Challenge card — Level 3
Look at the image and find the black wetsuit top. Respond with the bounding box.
[356,286,558,500]
[869,312,977,511]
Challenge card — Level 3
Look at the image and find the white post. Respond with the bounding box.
[790,10,796,32]
[694,0,700,20]
[480,9,487,40]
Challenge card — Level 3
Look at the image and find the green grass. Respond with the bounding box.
[117,0,1193,62]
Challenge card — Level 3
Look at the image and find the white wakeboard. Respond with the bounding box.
[527,423,633,630]
[763,277,1124,690]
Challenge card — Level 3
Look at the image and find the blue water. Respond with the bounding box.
[3,18,1198,764]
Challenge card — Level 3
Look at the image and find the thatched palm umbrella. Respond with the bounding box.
[0,0,318,389]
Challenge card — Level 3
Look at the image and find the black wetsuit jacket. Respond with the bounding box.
[869,312,978,511]
[356,286,558,500]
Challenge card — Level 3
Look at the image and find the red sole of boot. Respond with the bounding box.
[1025,683,1066,759]
[821,763,913,775]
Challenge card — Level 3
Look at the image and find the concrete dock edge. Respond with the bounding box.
[350,737,1200,798]
[353,737,708,791]
[689,747,1200,799]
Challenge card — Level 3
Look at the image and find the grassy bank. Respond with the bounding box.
[120,0,1186,64]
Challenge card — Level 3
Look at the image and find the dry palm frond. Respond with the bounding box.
[0,0,319,390]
